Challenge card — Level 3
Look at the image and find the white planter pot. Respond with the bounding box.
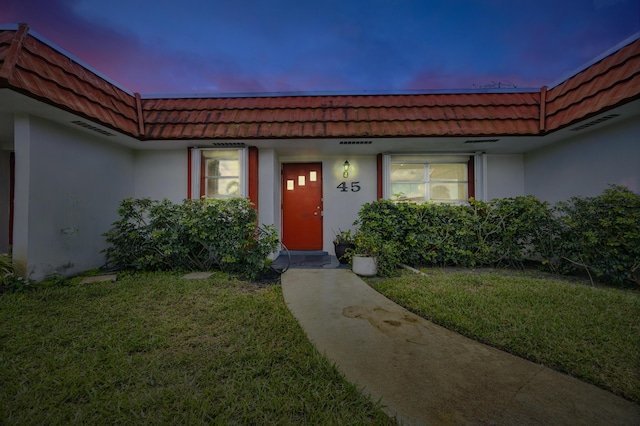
[352,255,378,277]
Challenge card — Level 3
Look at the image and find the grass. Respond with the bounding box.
[0,271,394,425]
[0,253,16,286]
[368,268,640,404]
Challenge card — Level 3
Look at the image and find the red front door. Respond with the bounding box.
[282,163,323,250]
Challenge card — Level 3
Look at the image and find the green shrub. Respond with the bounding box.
[354,200,460,267]
[101,198,157,270]
[555,185,640,286]
[102,187,640,286]
[103,197,279,280]
[398,201,474,267]
[354,196,553,270]
[352,187,639,286]
[352,200,413,275]
[471,196,555,268]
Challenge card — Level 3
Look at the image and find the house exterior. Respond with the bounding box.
[1,23,639,280]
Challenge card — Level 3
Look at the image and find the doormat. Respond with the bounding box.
[272,254,338,270]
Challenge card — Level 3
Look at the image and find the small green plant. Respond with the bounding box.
[0,253,32,292]
[351,231,380,257]
[39,273,70,288]
[333,229,354,245]
[0,253,12,284]
[2,275,33,293]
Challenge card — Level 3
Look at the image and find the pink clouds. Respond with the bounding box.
[2,0,151,90]
[1,0,266,94]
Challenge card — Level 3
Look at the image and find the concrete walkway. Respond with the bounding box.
[281,268,640,425]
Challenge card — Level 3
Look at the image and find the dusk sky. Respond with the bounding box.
[2,0,640,95]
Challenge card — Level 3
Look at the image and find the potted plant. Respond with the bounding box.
[349,231,380,277]
[333,229,355,264]
[345,230,401,277]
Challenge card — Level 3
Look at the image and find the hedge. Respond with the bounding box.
[353,185,639,286]
[103,197,279,280]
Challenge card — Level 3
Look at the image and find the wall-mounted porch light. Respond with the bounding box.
[343,160,350,178]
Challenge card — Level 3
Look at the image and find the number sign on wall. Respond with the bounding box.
[337,182,361,192]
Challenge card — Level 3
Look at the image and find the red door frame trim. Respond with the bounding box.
[188,147,258,205]
[248,146,259,210]
[468,157,475,199]
[376,153,383,199]
[187,148,192,199]
[199,154,207,197]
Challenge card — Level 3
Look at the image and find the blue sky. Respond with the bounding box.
[2,0,639,94]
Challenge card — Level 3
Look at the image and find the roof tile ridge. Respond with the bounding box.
[141,91,540,108]
[135,93,145,137]
[142,97,539,112]
[539,86,547,133]
[0,23,29,83]
[203,116,541,125]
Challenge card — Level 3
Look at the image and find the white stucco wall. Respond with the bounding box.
[0,150,10,252]
[133,150,187,203]
[13,115,134,280]
[486,154,525,200]
[322,155,378,253]
[524,116,640,203]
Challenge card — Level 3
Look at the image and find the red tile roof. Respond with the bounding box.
[1,24,639,141]
[140,93,541,139]
[546,38,640,131]
[0,24,139,137]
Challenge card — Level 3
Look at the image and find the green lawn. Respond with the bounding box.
[3,268,638,424]
[0,272,394,425]
[368,268,640,404]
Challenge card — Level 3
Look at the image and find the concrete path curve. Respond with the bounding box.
[281,268,640,425]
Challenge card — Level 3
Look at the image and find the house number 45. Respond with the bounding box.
[337,182,361,192]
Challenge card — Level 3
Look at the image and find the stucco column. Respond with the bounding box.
[12,114,31,276]
[474,152,488,201]
[258,148,278,228]
[0,150,11,252]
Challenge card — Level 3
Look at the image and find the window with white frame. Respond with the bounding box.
[388,155,471,203]
[191,148,247,199]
